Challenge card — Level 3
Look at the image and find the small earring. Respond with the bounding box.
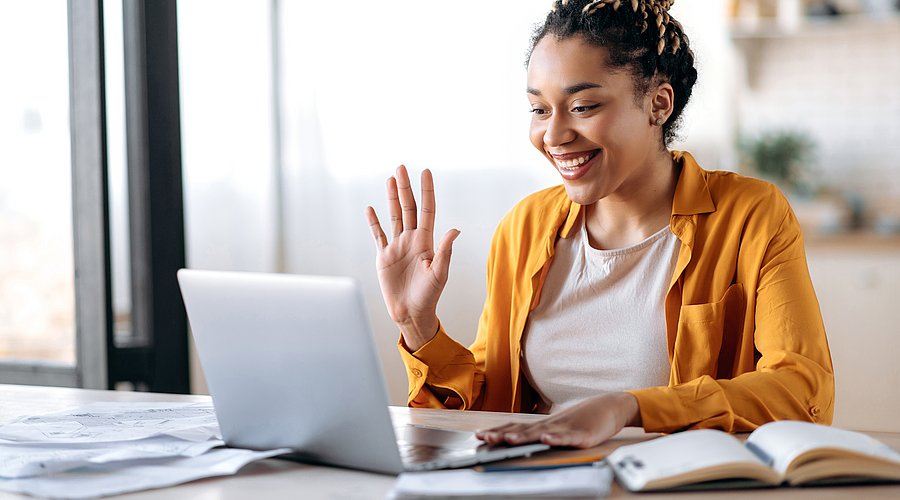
[655,118,663,126]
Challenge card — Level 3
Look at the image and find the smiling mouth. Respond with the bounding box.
[553,150,600,171]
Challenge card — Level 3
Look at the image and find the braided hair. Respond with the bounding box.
[530,0,698,146]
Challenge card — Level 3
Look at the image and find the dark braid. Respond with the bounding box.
[529,0,698,146]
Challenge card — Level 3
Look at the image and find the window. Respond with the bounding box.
[0,0,111,387]
[0,3,76,366]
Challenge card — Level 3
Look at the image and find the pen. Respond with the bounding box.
[474,453,605,473]
[476,461,601,473]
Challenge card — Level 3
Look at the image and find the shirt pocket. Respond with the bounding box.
[672,283,745,384]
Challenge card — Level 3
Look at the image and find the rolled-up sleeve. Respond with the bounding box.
[397,324,485,409]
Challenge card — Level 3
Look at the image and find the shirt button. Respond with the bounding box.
[810,406,820,417]
[411,368,423,378]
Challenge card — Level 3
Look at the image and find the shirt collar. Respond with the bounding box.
[671,150,716,216]
[557,150,715,239]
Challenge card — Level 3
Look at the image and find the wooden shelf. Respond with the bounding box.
[805,230,900,252]
[730,13,900,40]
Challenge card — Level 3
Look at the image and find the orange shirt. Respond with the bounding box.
[398,151,834,433]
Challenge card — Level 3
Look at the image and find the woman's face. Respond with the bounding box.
[527,35,663,206]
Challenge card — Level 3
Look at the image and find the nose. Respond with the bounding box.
[543,112,575,148]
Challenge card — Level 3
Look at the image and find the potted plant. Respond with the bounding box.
[738,129,855,232]
[737,129,815,196]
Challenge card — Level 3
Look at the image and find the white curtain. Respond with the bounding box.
[277,1,561,403]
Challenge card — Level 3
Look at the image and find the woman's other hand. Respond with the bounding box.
[475,392,641,448]
[366,166,460,351]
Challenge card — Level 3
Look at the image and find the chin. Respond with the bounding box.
[561,183,603,206]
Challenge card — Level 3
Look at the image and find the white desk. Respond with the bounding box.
[1,384,899,499]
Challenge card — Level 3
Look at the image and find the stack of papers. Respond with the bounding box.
[0,402,288,499]
[389,464,613,498]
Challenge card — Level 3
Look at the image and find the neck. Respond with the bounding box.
[583,150,678,250]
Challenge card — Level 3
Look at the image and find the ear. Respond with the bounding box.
[648,82,675,127]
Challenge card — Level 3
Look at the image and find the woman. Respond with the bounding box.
[365,0,833,448]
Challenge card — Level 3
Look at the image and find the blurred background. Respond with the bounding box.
[1,0,898,431]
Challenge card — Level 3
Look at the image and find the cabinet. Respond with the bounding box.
[806,236,900,432]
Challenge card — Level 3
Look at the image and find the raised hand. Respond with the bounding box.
[366,166,460,351]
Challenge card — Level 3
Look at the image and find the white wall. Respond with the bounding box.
[734,19,900,214]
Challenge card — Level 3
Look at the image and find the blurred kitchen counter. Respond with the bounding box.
[803,230,900,433]
[805,230,900,251]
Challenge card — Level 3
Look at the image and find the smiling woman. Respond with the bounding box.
[365,0,834,449]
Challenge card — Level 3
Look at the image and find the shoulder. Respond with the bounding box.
[495,185,570,236]
[487,185,571,261]
[704,169,791,222]
[695,169,801,251]
[675,149,797,244]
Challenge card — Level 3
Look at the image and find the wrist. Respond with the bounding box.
[619,392,642,427]
[398,315,440,351]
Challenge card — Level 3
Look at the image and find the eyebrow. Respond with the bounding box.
[526,82,603,96]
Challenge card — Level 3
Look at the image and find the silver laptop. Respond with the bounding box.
[177,269,549,475]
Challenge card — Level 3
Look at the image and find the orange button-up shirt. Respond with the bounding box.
[398,151,834,433]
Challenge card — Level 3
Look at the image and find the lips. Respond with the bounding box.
[550,150,600,180]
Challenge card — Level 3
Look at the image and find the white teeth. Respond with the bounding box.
[554,153,593,170]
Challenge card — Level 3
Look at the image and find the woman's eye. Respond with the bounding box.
[530,108,549,116]
[572,104,600,113]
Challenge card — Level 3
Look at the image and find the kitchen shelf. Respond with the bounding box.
[806,230,900,251]
[729,12,900,40]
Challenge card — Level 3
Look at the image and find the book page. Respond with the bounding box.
[607,429,776,491]
[746,421,900,476]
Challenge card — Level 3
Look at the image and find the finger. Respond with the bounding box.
[419,169,435,235]
[478,422,541,445]
[386,176,402,238]
[475,422,519,436]
[501,424,549,445]
[431,229,461,284]
[540,430,593,448]
[395,165,418,231]
[365,206,388,250]
[475,422,520,443]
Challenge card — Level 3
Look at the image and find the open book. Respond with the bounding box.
[607,421,900,491]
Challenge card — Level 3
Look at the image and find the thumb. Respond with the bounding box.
[431,229,461,284]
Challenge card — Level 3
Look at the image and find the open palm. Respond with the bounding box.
[366,166,460,351]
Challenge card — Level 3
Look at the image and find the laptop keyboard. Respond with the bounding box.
[396,424,551,471]
[399,442,479,470]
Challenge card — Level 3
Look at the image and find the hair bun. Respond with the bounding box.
[575,0,675,16]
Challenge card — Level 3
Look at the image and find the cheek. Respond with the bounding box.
[595,112,644,148]
[529,121,546,153]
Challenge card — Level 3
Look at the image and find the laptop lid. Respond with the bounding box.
[177,269,406,474]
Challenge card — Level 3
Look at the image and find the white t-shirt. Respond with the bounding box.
[521,212,680,412]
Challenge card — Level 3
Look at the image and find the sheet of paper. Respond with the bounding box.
[0,447,290,499]
[389,464,612,498]
[0,435,224,478]
[0,402,219,444]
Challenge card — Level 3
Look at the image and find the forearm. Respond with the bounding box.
[629,357,833,433]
